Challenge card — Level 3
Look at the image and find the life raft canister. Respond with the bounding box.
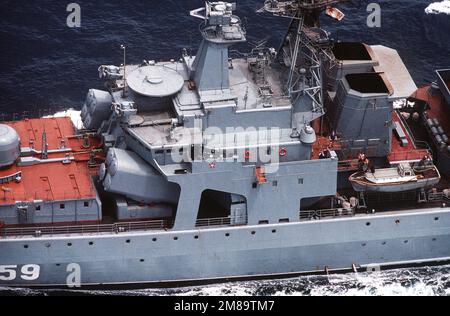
[244,150,251,160]
[279,148,288,157]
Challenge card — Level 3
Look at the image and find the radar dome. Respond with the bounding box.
[0,124,20,168]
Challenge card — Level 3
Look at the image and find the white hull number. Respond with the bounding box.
[0,265,41,281]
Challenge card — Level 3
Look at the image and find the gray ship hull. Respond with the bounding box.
[1,207,450,287]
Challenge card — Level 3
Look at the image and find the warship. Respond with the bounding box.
[1,0,450,288]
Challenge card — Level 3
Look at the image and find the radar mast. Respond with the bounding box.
[259,0,351,118]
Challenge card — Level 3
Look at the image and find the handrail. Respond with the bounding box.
[0,219,173,238]
[397,110,431,152]
[387,150,429,163]
[300,208,355,221]
[196,215,248,228]
[0,215,252,237]
[0,171,22,185]
[428,192,450,202]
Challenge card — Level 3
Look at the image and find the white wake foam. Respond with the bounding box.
[425,1,450,15]
[2,265,450,296]
[44,109,83,130]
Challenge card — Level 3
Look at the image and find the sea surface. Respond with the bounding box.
[0,0,450,296]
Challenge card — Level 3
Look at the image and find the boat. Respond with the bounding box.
[349,163,441,193]
[1,1,450,288]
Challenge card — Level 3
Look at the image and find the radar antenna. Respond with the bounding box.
[258,0,352,117]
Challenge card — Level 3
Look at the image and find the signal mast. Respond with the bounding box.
[259,0,351,116]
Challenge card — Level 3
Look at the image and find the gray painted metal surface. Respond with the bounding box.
[1,1,449,287]
[1,208,450,286]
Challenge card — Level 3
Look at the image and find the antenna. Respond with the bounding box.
[257,0,351,116]
[121,44,128,97]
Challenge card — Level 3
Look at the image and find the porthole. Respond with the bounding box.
[152,238,157,242]
[434,217,439,221]
[432,238,437,242]
[89,242,94,246]
[173,237,179,241]
[404,240,409,244]
[126,239,131,244]
[251,231,256,235]
[23,245,29,249]
[194,236,199,240]
[382,242,387,245]
[140,259,145,263]
[272,230,277,234]
[225,233,230,237]
[84,201,90,207]
[362,243,367,247]
[366,222,371,226]
[395,220,400,225]
[67,243,72,247]
[56,264,61,267]
[60,204,65,209]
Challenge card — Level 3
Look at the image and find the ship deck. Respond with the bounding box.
[388,111,429,164]
[0,117,102,205]
[413,84,450,141]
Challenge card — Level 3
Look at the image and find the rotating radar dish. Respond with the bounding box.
[127,65,184,98]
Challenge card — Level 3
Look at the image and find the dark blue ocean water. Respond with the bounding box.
[0,0,450,296]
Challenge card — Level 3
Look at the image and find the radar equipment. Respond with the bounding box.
[190,2,246,92]
[258,0,352,118]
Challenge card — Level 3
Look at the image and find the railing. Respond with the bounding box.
[338,159,359,172]
[397,110,431,152]
[300,208,355,221]
[0,171,22,185]
[196,216,248,228]
[0,220,173,238]
[387,150,429,163]
[428,192,450,202]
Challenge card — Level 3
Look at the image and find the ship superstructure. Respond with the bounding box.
[1,1,450,287]
[408,69,450,178]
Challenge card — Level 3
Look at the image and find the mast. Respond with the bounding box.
[260,0,350,120]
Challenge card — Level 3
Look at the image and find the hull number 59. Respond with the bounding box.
[0,265,40,281]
